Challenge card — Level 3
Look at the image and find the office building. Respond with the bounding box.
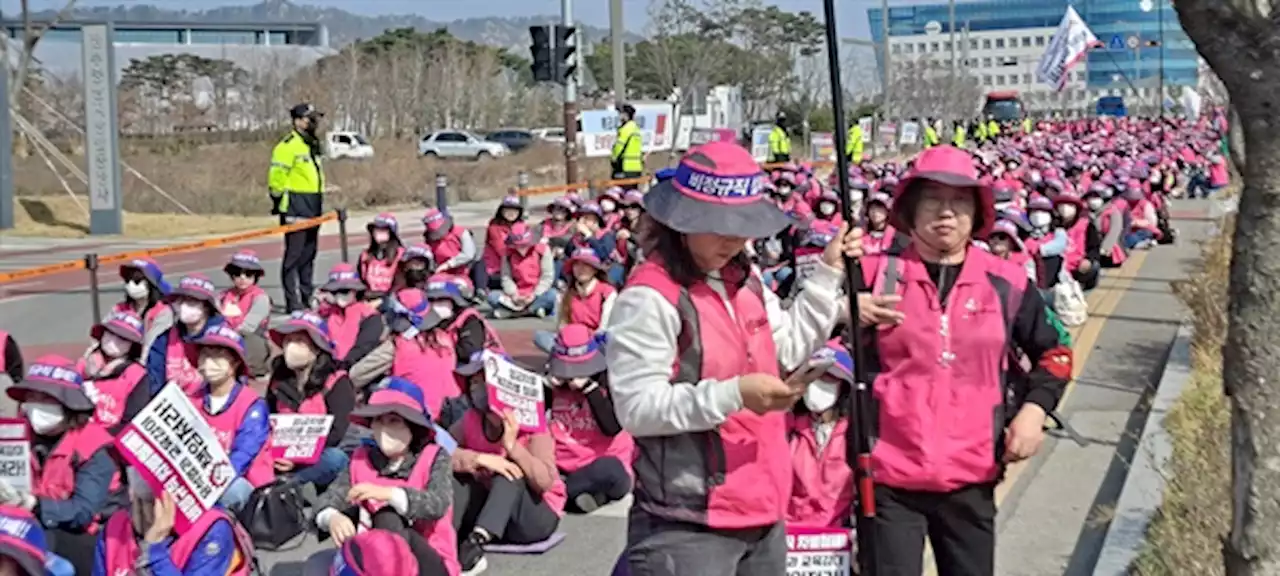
[868,0,1196,114]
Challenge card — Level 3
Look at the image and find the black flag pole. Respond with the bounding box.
[820,1,879,575]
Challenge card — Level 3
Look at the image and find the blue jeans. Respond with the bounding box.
[1124,229,1155,250]
[533,329,558,353]
[762,267,793,292]
[218,477,254,513]
[608,264,626,286]
[290,447,349,488]
[487,289,558,317]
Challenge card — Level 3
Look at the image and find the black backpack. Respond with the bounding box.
[237,480,309,551]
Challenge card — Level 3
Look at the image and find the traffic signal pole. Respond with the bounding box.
[561,0,580,185]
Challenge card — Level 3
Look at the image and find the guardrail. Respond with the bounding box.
[0,209,351,322]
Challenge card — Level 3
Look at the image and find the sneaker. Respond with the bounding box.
[460,534,488,574]
[574,492,601,514]
[462,557,488,576]
[535,307,548,318]
[492,308,510,320]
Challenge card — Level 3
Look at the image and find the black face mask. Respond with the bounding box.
[404,268,428,287]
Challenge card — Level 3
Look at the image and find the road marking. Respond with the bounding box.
[921,250,1151,575]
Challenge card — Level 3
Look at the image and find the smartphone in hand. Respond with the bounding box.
[785,358,837,391]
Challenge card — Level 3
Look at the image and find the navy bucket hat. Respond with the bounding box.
[643,141,794,238]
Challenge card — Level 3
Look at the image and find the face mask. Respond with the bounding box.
[850,190,864,203]
[124,280,150,301]
[1057,204,1078,220]
[99,332,131,358]
[1087,198,1104,211]
[283,341,316,369]
[404,268,428,286]
[372,230,391,244]
[177,302,206,325]
[333,292,356,308]
[803,379,840,413]
[776,186,792,197]
[431,302,454,320]
[198,355,233,383]
[23,402,65,436]
[373,420,413,457]
[599,199,617,213]
[1029,212,1052,228]
[819,204,836,216]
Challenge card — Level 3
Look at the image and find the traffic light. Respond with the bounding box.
[555,25,577,85]
[529,25,554,83]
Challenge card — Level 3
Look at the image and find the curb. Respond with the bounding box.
[1090,323,1194,576]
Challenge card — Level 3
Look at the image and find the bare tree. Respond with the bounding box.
[888,55,983,121]
[1171,1,1280,574]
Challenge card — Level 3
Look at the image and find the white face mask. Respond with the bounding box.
[1029,212,1052,228]
[332,292,356,308]
[373,419,413,457]
[99,332,131,358]
[431,302,454,320]
[1087,197,1104,211]
[803,378,840,413]
[599,199,617,213]
[177,302,206,325]
[23,402,65,436]
[198,354,233,383]
[124,280,151,301]
[819,203,836,216]
[850,190,864,203]
[1057,204,1078,220]
[282,341,316,370]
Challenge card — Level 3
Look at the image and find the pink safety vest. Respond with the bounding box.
[392,333,459,420]
[1130,198,1162,237]
[273,370,344,416]
[219,286,270,334]
[445,309,506,354]
[540,219,574,244]
[428,227,467,276]
[625,259,790,529]
[102,508,255,576]
[164,325,205,395]
[459,410,566,516]
[506,244,547,295]
[482,222,513,274]
[360,247,403,295]
[322,301,378,360]
[549,387,634,477]
[0,331,7,372]
[33,422,117,533]
[75,359,146,430]
[202,385,274,488]
[785,416,851,529]
[862,246,1026,493]
[565,281,615,332]
[1209,162,1229,187]
[1062,217,1089,272]
[862,227,897,257]
[349,444,460,576]
[111,301,167,330]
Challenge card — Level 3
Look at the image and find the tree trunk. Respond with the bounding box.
[1172,1,1280,574]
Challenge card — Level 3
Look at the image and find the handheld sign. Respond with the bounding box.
[482,350,547,433]
[269,414,334,465]
[795,248,825,281]
[786,525,853,576]
[0,419,31,493]
[115,383,236,534]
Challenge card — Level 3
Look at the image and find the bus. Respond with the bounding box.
[982,91,1025,122]
[1096,96,1128,117]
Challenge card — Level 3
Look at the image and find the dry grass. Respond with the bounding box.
[1131,203,1234,576]
[11,196,278,238]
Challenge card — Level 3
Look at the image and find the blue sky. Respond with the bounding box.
[0,0,944,39]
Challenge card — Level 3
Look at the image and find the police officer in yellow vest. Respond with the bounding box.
[952,120,967,147]
[268,103,326,312]
[611,104,645,184]
[767,111,791,163]
[922,117,940,148]
[845,122,865,163]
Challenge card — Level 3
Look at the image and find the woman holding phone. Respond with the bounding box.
[604,141,899,576]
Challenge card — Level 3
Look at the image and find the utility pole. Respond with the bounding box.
[881,0,891,119]
[562,0,579,184]
[610,0,626,103]
[0,33,12,230]
[948,0,956,86]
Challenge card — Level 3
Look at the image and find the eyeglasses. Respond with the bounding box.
[918,195,976,213]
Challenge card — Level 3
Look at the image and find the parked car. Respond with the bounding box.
[530,127,566,144]
[325,131,374,159]
[418,130,508,160]
[485,129,536,153]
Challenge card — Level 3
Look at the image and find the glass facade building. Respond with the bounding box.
[868,0,1196,90]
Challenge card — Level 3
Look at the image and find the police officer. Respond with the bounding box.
[767,111,791,163]
[611,104,644,183]
[269,103,326,313]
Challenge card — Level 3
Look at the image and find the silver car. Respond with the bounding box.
[418,130,509,160]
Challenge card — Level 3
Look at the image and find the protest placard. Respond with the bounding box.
[483,350,547,433]
[795,249,825,281]
[115,384,236,533]
[269,414,334,464]
[0,419,31,493]
[785,525,852,576]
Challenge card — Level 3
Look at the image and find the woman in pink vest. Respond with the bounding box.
[986,219,1037,284]
[144,274,227,397]
[598,186,625,230]
[856,146,1072,575]
[605,141,862,576]
[266,312,356,489]
[546,325,632,513]
[614,190,645,274]
[358,212,405,302]
[77,311,152,434]
[189,326,272,515]
[5,355,117,575]
[427,276,504,360]
[113,257,172,339]
[533,249,616,353]
[348,288,460,421]
[450,367,564,575]
[862,192,903,256]
[488,223,557,319]
[539,196,577,263]
[219,250,273,378]
[1051,190,1101,290]
[422,208,478,283]
[1122,184,1161,250]
[786,342,853,530]
[95,468,255,576]
[316,263,384,367]
[314,377,459,576]
[470,196,524,299]
[812,189,844,228]
[392,243,435,292]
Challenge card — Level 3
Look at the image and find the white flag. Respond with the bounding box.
[1035,6,1098,92]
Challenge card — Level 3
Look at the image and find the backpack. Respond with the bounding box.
[237,479,309,551]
